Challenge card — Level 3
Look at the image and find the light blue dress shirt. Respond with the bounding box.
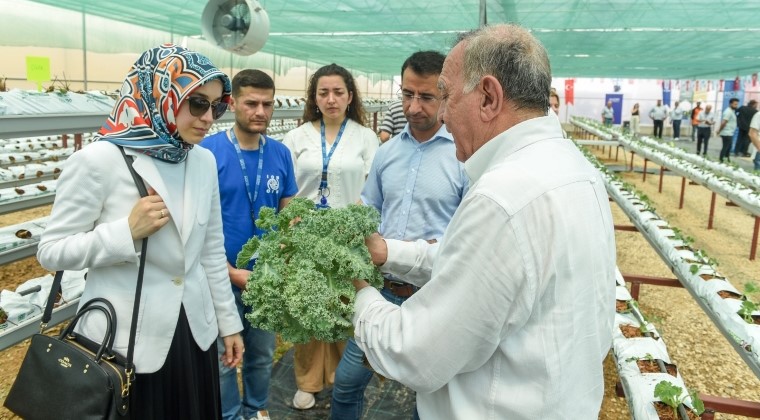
[361,123,468,244]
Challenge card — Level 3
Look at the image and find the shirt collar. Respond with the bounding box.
[399,123,454,144]
[464,115,564,184]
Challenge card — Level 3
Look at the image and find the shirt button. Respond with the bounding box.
[172,277,183,286]
[406,189,410,193]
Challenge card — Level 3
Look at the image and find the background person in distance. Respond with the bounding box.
[201,69,298,420]
[602,100,614,127]
[378,99,407,143]
[354,24,616,419]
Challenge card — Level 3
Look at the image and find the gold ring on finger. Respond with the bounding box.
[160,209,166,218]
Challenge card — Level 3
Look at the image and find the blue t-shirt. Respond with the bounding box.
[201,131,298,268]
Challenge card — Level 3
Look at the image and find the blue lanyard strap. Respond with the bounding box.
[318,118,348,207]
[228,128,264,223]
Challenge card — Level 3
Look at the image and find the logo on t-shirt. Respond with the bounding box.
[266,175,280,194]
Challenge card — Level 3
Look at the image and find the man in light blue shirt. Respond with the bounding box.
[331,50,468,420]
[601,100,614,127]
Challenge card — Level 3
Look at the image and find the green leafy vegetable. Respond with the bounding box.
[654,380,705,417]
[237,197,384,343]
[689,389,705,416]
[745,282,760,295]
[738,300,759,324]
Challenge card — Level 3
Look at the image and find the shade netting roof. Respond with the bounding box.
[5,0,760,80]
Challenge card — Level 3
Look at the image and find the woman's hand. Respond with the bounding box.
[220,333,244,368]
[128,187,171,240]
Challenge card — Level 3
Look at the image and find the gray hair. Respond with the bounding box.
[456,24,551,112]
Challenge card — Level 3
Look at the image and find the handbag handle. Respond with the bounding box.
[117,147,148,373]
[59,297,117,362]
[40,146,149,378]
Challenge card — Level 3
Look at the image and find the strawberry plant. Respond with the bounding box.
[653,380,705,418]
[738,300,759,324]
[625,353,654,363]
[745,282,760,296]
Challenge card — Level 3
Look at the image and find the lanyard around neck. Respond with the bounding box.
[228,128,264,224]
[318,118,348,208]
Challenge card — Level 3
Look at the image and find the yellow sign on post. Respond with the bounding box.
[26,56,51,92]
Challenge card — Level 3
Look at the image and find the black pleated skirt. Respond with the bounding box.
[128,305,221,420]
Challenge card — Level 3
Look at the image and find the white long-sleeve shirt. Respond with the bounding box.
[353,115,616,419]
[282,119,378,207]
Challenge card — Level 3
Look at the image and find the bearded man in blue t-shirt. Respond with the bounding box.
[201,69,298,420]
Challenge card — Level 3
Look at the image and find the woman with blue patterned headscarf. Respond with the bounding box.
[38,44,244,419]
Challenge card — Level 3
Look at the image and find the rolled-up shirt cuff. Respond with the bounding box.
[379,239,432,288]
[381,239,417,274]
[352,286,385,342]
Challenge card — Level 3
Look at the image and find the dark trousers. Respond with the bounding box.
[672,120,681,139]
[653,120,664,138]
[737,128,750,155]
[697,127,711,155]
[720,136,733,162]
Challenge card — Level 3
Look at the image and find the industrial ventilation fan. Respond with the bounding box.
[201,0,270,55]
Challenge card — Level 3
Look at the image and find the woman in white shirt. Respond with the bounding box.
[282,63,378,410]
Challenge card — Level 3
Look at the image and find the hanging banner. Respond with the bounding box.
[722,79,744,112]
[662,80,672,106]
[723,77,744,93]
[605,93,624,125]
[564,79,574,105]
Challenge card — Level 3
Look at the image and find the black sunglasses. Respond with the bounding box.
[187,96,227,120]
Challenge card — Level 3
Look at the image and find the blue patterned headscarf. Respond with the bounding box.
[95,44,231,163]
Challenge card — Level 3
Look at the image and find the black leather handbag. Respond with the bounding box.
[4,147,148,420]
[4,295,134,420]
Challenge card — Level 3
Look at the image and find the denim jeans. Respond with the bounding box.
[331,287,419,420]
[754,152,760,171]
[672,119,681,139]
[218,287,276,420]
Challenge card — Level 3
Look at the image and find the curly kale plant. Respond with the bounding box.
[237,197,383,343]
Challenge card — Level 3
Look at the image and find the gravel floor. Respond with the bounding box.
[596,144,760,420]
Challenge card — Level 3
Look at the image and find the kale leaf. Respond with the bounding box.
[237,197,383,343]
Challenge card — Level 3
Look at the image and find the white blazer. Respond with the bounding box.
[37,141,243,373]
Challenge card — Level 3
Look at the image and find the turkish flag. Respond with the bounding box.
[564,79,575,105]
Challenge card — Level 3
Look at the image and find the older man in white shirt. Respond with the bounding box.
[353,24,616,419]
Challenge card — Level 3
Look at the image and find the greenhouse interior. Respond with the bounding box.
[2,0,760,419]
